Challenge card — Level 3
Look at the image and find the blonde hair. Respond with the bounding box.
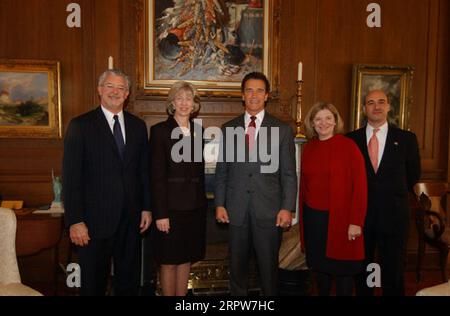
[167,81,201,115]
[304,102,344,139]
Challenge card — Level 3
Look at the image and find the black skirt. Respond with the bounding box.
[151,206,206,265]
[303,204,363,276]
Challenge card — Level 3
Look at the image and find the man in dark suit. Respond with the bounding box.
[347,89,421,296]
[215,72,297,295]
[63,69,152,296]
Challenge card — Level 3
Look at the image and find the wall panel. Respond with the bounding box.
[0,0,448,209]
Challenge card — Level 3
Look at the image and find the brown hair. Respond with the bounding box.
[241,72,270,93]
[304,101,344,139]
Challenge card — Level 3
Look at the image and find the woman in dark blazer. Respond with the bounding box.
[149,81,207,296]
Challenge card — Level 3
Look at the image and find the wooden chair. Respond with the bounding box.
[413,182,450,283]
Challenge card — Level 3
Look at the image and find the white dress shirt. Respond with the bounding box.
[101,106,126,144]
[244,109,265,140]
[366,121,388,168]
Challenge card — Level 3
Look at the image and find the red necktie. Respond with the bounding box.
[246,116,257,151]
[368,128,380,173]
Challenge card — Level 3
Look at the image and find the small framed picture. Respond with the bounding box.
[350,64,414,130]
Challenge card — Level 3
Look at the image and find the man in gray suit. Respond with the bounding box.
[215,72,297,295]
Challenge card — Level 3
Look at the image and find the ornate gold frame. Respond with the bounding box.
[351,64,414,130]
[137,0,280,97]
[0,59,62,138]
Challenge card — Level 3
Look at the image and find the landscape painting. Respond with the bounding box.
[0,72,49,126]
[0,59,61,138]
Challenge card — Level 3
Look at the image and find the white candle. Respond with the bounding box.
[108,56,113,70]
[297,62,303,81]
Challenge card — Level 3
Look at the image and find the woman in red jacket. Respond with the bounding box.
[299,102,367,296]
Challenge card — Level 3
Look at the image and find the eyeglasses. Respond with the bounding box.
[102,83,128,92]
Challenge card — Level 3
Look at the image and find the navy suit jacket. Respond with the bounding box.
[63,107,150,238]
[347,125,421,234]
[149,116,207,220]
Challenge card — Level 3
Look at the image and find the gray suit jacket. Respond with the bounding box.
[214,112,297,227]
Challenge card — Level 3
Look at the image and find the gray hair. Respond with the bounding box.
[98,69,131,90]
[167,81,201,115]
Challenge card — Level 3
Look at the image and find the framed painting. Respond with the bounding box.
[350,64,414,130]
[0,59,62,138]
[139,0,280,97]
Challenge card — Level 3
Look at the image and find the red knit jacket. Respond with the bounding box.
[299,135,367,260]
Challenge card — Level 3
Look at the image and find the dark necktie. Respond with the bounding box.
[113,115,125,159]
[245,116,257,151]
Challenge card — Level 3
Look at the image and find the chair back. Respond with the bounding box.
[413,182,450,282]
[0,208,21,284]
[414,183,448,238]
[414,182,448,216]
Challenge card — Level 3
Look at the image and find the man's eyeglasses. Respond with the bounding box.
[103,83,128,92]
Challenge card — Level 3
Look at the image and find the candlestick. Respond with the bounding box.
[297,62,303,81]
[296,79,306,138]
[108,56,113,70]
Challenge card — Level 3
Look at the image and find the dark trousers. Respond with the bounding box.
[355,222,407,296]
[78,213,141,296]
[315,272,354,296]
[228,211,282,296]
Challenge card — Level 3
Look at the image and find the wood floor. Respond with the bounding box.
[20,259,449,296]
[16,231,449,296]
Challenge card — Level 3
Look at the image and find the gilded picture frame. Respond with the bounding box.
[138,0,280,97]
[350,64,414,130]
[0,59,62,138]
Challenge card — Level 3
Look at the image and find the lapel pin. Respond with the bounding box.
[394,141,399,146]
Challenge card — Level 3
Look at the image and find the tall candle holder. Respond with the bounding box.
[296,80,306,138]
